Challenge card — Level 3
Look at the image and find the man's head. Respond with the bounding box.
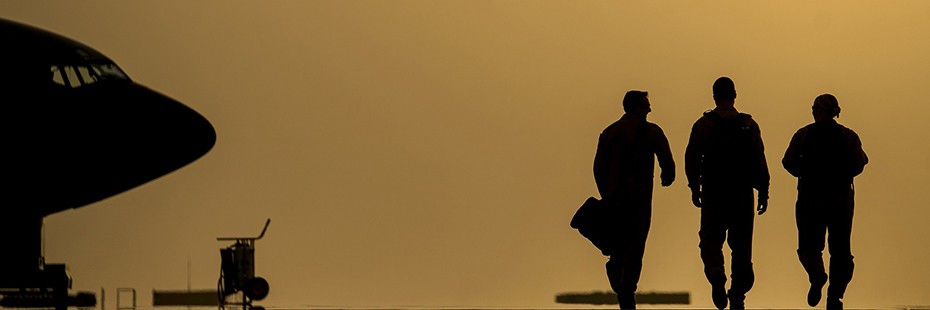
[713,77,737,103]
[622,90,651,116]
[812,93,841,122]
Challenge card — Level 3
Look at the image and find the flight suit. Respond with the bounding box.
[594,114,675,302]
[783,119,868,301]
[685,108,770,299]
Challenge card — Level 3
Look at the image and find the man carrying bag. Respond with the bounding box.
[574,90,675,310]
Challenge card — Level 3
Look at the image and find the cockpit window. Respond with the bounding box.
[50,63,129,88]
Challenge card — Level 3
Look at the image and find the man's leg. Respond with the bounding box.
[607,207,650,310]
[607,236,645,309]
[606,228,631,308]
[797,193,829,307]
[606,257,627,307]
[725,190,755,309]
[826,188,856,309]
[699,205,728,309]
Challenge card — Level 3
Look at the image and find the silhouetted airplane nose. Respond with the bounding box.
[1,17,217,215]
[12,80,219,216]
[81,81,217,177]
[0,18,217,307]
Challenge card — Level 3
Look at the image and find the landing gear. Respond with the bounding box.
[217,219,270,310]
[0,217,94,310]
[0,264,73,310]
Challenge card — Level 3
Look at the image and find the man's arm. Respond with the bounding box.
[684,119,704,207]
[848,130,868,178]
[752,121,770,215]
[654,125,675,187]
[782,129,806,178]
[593,132,611,198]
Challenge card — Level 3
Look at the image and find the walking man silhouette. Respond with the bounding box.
[783,94,868,310]
[594,90,675,309]
[685,77,769,310]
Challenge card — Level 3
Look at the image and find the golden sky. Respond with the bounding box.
[3,1,930,308]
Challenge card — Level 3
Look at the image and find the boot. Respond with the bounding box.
[826,297,843,310]
[728,290,745,310]
[808,274,827,306]
[711,282,727,310]
[617,291,635,310]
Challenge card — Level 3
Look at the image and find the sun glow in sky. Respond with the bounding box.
[3,1,930,308]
